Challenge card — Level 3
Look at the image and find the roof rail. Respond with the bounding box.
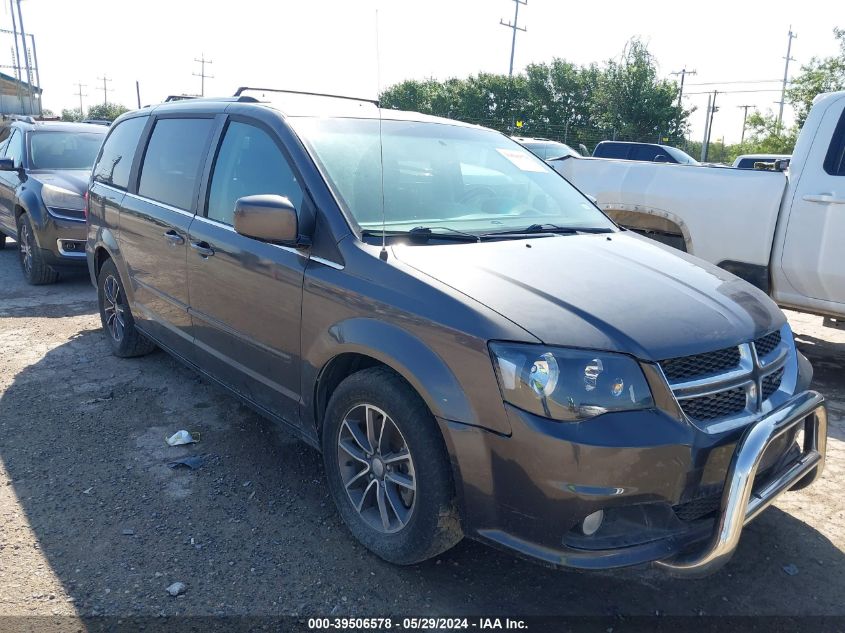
[233,87,379,106]
[6,114,36,123]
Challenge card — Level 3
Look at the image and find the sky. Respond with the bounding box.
[7,0,843,145]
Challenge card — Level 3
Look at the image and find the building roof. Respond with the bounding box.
[0,71,42,94]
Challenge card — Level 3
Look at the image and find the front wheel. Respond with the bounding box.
[17,214,59,285]
[322,366,462,565]
[97,258,156,358]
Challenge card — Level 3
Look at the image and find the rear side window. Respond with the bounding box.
[206,121,303,225]
[93,116,147,189]
[594,143,628,159]
[630,145,660,162]
[139,118,214,211]
[824,108,845,176]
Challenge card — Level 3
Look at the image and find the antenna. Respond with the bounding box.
[375,9,388,262]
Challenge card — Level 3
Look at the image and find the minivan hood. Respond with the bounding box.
[31,170,91,195]
[392,232,784,362]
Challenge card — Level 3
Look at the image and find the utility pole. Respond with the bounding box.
[704,91,718,162]
[74,82,87,118]
[14,0,34,115]
[738,104,756,143]
[97,74,113,105]
[136,80,141,109]
[670,68,697,106]
[193,53,213,97]
[27,34,41,115]
[776,26,797,133]
[499,0,526,77]
[700,93,711,162]
[9,0,23,112]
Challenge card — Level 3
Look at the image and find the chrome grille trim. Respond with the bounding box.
[659,326,797,433]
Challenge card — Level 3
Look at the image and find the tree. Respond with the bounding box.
[86,103,130,122]
[380,38,691,151]
[61,108,83,122]
[732,111,798,157]
[787,27,845,126]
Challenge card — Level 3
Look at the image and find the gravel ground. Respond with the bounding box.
[1,242,844,620]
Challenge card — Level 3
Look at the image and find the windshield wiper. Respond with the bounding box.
[361,226,481,243]
[483,223,614,237]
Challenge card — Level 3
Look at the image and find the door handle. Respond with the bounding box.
[802,193,845,204]
[163,230,185,246]
[190,240,215,257]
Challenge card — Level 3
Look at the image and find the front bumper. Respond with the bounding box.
[439,390,826,574]
[656,389,826,576]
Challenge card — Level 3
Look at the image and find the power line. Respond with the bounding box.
[685,88,783,95]
[776,26,798,132]
[73,81,87,116]
[193,53,213,97]
[499,0,526,78]
[96,74,113,106]
[686,79,782,86]
[670,68,696,105]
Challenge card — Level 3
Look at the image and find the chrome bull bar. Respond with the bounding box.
[656,390,827,577]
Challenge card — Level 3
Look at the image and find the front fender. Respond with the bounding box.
[16,189,45,245]
[305,317,501,434]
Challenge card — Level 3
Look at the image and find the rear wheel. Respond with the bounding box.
[17,214,59,285]
[322,366,462,565]
[97,258,156,357]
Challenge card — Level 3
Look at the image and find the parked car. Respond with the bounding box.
[593,140,699,165]
[0,119,106,284]
[732,154,791,170]
[512,136,581,160]
[86,91,827,575]
[555,91,845,325]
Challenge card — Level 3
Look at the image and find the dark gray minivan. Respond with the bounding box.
[86,90,827,575]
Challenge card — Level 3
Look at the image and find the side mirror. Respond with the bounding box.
[233,194,298,244]
[0,158,16,171]
[774,158,790,172]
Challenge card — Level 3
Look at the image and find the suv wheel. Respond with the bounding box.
[17,214,59,285]
[322,366,462,565]
[97,259,156,357]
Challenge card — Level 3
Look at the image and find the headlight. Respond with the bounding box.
[42,183,85,211]
[490,342,654,421]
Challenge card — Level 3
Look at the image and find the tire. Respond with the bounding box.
[97,258,156,358]
[17,214,59,285]
[322,366,463,565]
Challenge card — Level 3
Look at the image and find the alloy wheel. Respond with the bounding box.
[336,404,416,534]
[103,274,126,343]
[18,221,32,274]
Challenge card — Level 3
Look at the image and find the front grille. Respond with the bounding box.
[660,346,741,382]
[754,330,781,358]
[679,387,747,421]
[762,367,785,400]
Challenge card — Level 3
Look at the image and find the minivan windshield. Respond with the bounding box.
[29,131,105,170]
[291,118,615,236]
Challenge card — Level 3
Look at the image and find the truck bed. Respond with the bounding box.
[554,157,787,284]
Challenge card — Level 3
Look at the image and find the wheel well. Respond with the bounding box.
[315,353,388,434]
[14,205,25,221]
[94,247,112,278]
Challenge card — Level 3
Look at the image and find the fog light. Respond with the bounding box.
[581,510,604,536]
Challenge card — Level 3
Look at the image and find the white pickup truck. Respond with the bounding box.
[554,91,845,324]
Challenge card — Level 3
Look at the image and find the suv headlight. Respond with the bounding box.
[42,183,85,211]
[489,342,654,421]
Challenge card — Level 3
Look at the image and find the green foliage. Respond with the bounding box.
[787,27,845,127]
[86,103,130,122]
[380,38,691,150]
[61,108,83,122]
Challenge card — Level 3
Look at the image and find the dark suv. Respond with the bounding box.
[593,140,699,165]
[0,119,106,283]
[86,90,827,575]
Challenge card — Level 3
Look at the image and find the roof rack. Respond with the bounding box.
[233,87,379,106]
